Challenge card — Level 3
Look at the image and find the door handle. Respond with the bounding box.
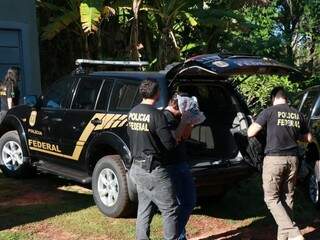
[91,118,102,126]
[51,117,62,122]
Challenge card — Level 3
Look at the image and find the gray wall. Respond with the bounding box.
[0,0,41,96]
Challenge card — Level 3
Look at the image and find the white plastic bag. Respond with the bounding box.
[177,95,206,126]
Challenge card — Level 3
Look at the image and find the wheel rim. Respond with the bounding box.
[2,141,23,171]
[97,168,119,207]
[309,174,319,204]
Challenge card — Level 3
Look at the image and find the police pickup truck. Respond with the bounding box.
[0,54,298,217]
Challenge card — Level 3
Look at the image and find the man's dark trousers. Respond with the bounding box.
[168,161,196,240]
[130,163,179,240]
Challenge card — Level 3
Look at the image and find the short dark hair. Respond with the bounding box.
[271,86,287,100]
[139,79,159,99]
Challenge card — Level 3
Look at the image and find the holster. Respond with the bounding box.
[133,153,154,172]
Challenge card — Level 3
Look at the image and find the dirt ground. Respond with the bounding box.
[0,172,319,240]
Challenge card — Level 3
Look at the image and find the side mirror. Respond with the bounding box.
[23,95,38,107]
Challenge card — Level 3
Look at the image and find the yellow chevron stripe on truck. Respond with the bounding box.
[29,113,128,161]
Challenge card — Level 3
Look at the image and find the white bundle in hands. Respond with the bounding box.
[177,95,206,126]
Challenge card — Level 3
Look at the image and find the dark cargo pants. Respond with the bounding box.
[262,156,303,240]
[130,163,179,240]
[168,161,196,240]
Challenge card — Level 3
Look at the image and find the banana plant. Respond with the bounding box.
[80,0,115,58]
[80,0,115,34]
[39,0,115,58]
[140,0,200,69]
[38,0,82,40]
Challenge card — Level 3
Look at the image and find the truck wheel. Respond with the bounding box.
[92,155,135,218]
[0,131,32,178]
[309,165,320,208]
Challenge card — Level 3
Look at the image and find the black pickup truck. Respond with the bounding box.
[0,54,297,217]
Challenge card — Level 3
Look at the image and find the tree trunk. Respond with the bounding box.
[97,24,102,60]
[84,34,90,59]
[130,0,142,61]
[157,26,170,70]
[157,21,181,70]
[309,34,316,75]
[141,13,153,61]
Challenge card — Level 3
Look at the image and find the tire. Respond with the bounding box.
[92,155,136,218]
[0,130,32,178]
[308,173,320,208]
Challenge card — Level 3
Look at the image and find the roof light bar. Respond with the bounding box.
[75,59,149,67]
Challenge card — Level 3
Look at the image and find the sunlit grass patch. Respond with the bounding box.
[0,231,35,240]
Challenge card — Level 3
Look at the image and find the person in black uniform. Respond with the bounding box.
[248,87,312,240]
[163,93,196,240]
[128,79,179,240]
[0,67,20,121]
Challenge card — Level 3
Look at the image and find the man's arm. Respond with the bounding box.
[299,113,313,143]
[301,132,313,143]
[248,109,268,138]
[156,112,176,151]
[247,122,263,138]
[6,81,14,109]
[7,97,12,109]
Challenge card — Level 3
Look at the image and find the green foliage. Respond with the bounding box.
[37,0,320,92]
[80,0,103,33]
[234,75,300,115]
[39,0,81,40]
[304,74,320,89]
[80,0,115,34]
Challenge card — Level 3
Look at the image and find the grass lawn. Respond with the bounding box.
[0,171,319,240]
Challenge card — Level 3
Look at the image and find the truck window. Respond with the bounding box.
[71,78,103,110]
[43,76,76,109]
[95,80,113,111]
[300,90,318,118]
[312,96,320,117]
[109,81,139,111]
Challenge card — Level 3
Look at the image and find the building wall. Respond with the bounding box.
[0,0,41,96]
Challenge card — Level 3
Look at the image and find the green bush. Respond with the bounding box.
[234,75,300,115]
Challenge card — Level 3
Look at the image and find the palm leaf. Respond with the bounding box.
[80,0,103,34]
[41,11,79,40]
[181,42,203,52]
[183,12,198,26]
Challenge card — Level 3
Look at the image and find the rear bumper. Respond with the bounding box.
[191,161,253,197]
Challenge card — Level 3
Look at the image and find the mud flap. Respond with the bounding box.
[233,130,265,172]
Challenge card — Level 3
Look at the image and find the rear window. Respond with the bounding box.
[72,78,103,110]
[109,81,140,111]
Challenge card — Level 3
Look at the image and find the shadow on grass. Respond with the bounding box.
[194,174,268,220]
[0,172,94,231]
[195,174,319,220]
[194,174,320,239]
[197,218,320,240]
